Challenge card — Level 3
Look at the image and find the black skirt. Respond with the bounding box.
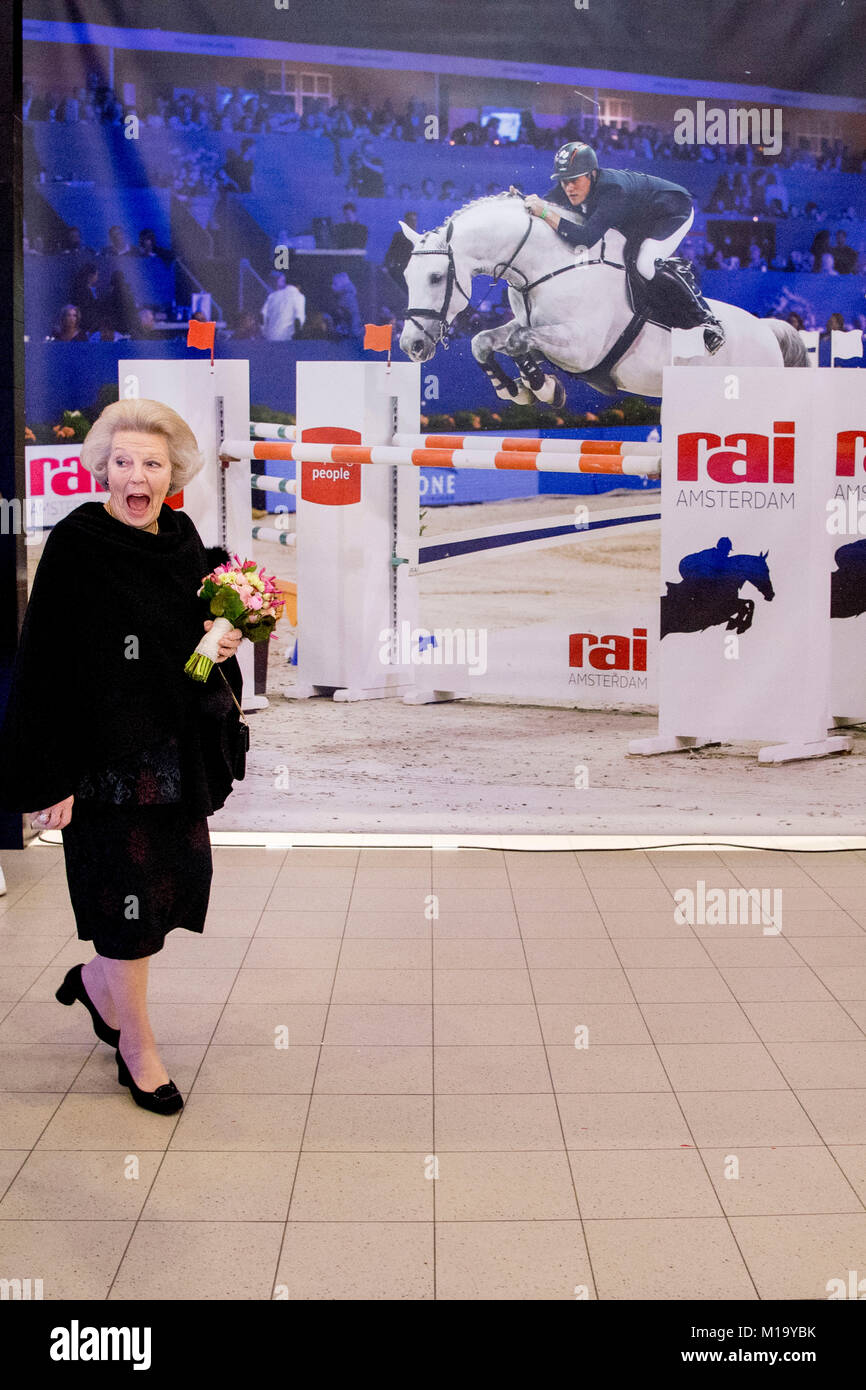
[60,802,213,959]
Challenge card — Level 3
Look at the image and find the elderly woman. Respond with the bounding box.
[0,399,246,1115]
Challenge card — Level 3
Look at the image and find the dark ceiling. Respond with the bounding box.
[23,0,866,98]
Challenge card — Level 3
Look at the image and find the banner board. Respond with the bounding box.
[656,366,847,748]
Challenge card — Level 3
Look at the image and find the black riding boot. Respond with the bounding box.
[646,258,726,355]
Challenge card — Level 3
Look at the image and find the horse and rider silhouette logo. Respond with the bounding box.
[831,538,866,619]
[662,535,866,637]
[661,536,774,639]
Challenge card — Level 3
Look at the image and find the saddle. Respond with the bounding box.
[572,253,712,397]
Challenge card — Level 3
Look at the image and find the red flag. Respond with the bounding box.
[364,323,392,352]
[187,319,216,362]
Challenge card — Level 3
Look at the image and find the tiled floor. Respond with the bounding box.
[1,842,865,1300]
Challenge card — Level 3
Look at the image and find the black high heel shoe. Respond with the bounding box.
[115,1049,184,1115]
[55,963,121,1048]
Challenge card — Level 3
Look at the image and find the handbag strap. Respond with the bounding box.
[218,666,250,726]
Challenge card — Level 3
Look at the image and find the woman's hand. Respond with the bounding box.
[204,619,243,662]
[30,794,74,831]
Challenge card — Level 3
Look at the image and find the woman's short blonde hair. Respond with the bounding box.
[80,397,205,497]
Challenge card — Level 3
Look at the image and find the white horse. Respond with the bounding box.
[397,192,807,405]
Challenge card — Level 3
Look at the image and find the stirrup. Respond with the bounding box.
[703,321,725,355]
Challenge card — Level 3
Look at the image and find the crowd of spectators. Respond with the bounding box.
[445,112,866,173]
[704,167,861,222]
[682,225,860,274]
[26,222,176,340]
[23,73,866,220]
[782,308,866,335]
[24,220,173,260]
[25,74,866,174]
[22,78,442,143]
[24,77,302,135]
[581,120,866,172]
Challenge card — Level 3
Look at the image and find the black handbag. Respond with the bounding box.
[218,666,250,780]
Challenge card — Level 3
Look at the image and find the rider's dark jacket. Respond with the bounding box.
[547,167,692,255]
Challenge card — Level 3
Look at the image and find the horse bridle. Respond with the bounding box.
[403,221,475,351]
[405,197,625,344]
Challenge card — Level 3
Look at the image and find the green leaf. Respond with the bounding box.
[209,587,246,622]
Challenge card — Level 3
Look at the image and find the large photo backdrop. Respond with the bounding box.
[12,0,866,833]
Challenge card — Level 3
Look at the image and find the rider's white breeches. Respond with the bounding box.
[636,207,695,278]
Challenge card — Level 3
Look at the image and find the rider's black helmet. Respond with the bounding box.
[549,141,598,184]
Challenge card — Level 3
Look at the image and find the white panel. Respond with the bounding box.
[658,366,831,745]
[294,361,421,695]
[407,607,658,707]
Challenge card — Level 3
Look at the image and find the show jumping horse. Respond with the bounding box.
[398,192,808,405]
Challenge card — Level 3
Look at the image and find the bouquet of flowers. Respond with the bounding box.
[184,554,286,682]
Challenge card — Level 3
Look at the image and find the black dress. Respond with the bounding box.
[0,500,245,961]
[60,736,214,960]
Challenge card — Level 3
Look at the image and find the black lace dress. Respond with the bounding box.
[61,735,213,960]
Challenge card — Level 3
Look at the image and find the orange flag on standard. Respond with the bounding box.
[187,319,216,362]
[364,323,392,352]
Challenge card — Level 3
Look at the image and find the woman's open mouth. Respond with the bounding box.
[126,494,150,516]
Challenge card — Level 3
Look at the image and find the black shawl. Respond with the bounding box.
[0,501,243,816]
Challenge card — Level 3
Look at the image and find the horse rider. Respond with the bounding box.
[678,536,734,580]
[516,140,726,354]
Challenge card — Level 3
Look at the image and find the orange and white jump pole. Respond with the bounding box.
[222,439,661,477]
[392,434,660,455]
